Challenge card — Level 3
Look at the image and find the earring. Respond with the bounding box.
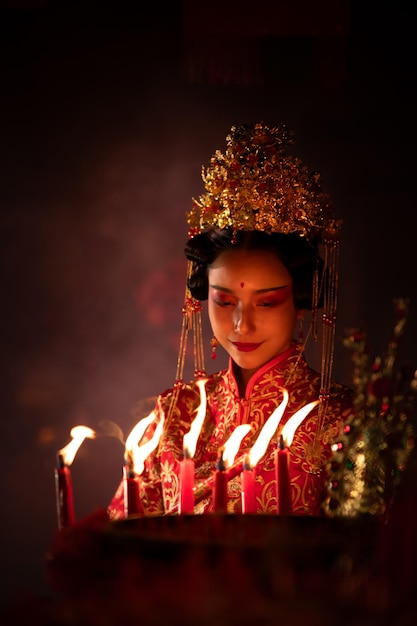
[211,336,218,359]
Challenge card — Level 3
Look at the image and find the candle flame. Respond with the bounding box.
[132,414,164,475]
[59,425,96,466]
[222,424,251,468]
[248,389,289,468]
[183,378,207,458]
[125,412,157,457]
[281,399,320,447]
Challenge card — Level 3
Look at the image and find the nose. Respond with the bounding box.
[233,304,253,335]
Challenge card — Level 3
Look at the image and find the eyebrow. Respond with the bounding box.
[209,284,289,294]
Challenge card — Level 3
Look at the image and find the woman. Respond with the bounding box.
[108,122,354,517]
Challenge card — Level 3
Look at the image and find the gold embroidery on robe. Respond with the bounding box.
[109,344,354,518]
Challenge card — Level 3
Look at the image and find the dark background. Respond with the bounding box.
[1,0,416,605]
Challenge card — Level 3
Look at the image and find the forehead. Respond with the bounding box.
[208,249,291,287]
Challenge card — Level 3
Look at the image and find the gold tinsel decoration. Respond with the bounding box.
[323,298,416,518]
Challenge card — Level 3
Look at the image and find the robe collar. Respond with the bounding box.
[225,342,301,400]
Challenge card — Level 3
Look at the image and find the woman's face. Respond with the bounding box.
[208,248,299,380]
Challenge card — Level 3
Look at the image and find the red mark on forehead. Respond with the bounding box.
[240,282,245,288]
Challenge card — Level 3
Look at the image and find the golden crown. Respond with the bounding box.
[187,122,341,245]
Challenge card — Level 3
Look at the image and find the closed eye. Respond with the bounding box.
[257,300,276,307]
[255,289,291,307]
[213,298,235,307]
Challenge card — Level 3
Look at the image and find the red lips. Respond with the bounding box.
[231,342,263,352]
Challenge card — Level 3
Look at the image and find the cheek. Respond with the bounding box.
[207,300,218,329]
[261,302,297,331]
[208,303,231,332]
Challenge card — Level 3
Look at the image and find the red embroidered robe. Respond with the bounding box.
[108,344,353,518]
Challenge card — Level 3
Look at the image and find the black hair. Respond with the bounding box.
[184,229,324,310]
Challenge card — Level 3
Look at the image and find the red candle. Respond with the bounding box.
[55,425,96,529]
[276,436,292,515]
[123,410,163,517]
[241,456,256,514]
[123,464,144,517]
[179,378,208,515]
[213,449,228,513]
[275,399,320,515]
[55,454,75,529]
[179,449,195,514]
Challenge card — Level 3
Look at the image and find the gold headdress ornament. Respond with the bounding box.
[186,122,341,245]
[171,122,341,437]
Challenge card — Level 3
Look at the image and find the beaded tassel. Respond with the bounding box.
[166,261,207,424]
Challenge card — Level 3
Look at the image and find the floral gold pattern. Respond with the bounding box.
[109,344,353,518]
